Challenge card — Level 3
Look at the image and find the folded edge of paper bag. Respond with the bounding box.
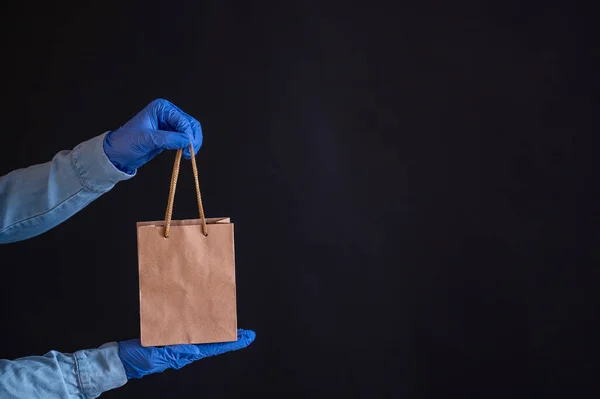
[137,218,231,228]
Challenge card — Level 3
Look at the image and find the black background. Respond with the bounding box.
[1,1,599,397]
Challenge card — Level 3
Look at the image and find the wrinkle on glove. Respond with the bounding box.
[103,98,203,174]
[117,329,256,379]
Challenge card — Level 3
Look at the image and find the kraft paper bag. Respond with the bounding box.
[136,146,237,347]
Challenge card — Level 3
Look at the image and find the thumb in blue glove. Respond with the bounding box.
[103,98,203,174]
[118,329,256,379]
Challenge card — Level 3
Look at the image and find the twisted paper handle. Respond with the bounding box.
[164,143,207,238]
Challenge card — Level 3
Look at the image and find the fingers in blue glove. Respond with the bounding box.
[118,329,256,379]
[134,99,203,159]
[158,102,203,160]
[104,99,203,173]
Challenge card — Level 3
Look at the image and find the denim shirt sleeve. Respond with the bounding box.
[0,133,133,244]
[0,342,128,398]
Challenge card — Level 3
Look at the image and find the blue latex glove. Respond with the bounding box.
[117,329,256,379]
[103,99,203,174]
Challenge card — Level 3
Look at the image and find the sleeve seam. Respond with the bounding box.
[72,353,89,399]
[0,188,84,235]
[70,148,106,194]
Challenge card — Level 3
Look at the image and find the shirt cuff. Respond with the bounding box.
[71,133,135,193]
[73,342,128,398]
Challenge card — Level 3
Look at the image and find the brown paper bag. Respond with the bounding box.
[136,146,237,347]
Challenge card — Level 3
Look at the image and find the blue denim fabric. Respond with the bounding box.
[0,343,127,399]
[0,134,131,397]
[0,133,133,244]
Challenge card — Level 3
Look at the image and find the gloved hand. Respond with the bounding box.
[118,329,255,379]
[103,99,203,174]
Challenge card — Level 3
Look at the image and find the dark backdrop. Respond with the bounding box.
[1,1,598,397]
